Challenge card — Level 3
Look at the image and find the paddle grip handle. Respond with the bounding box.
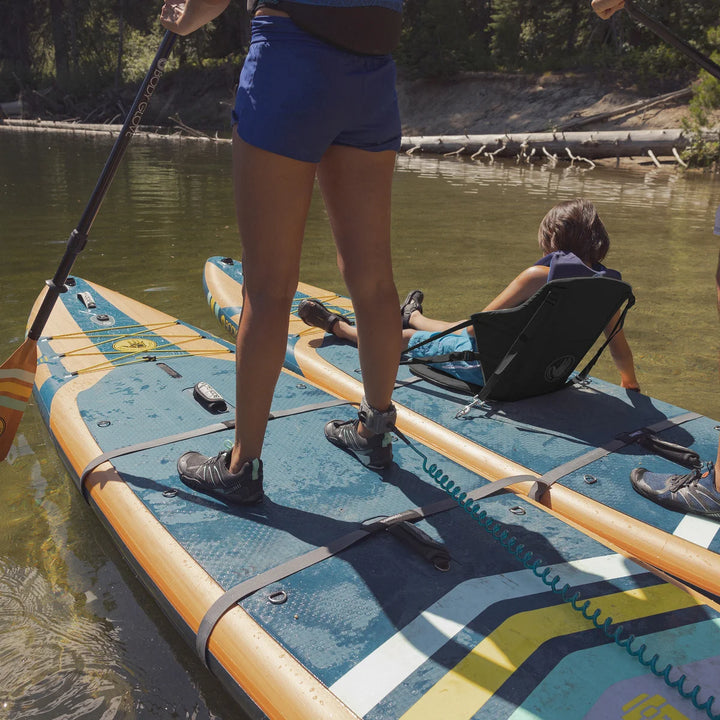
[624,0,720,82]
[27,30,178,341]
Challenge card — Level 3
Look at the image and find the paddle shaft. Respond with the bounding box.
[27,30,177,341]
[624,0,720,82]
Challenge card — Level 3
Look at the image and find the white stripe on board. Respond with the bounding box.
[0,368,35,383]
[673,514,720,548]
[329,553,644,716]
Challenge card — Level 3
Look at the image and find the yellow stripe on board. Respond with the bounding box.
[0,379,33,400]
[400,584,699,720]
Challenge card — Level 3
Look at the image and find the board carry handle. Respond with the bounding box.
[27,30,178,341]
[623,0,720,82]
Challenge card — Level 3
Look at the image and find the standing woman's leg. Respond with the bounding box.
[230,135,318,471]
[318,144,401,424]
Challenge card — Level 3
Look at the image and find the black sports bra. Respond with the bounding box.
[251,0,402,55]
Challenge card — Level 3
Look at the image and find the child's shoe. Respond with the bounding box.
[177,451,263,504]
[400,290,424,329]
[297,299,352,333]
[630,463,719,519]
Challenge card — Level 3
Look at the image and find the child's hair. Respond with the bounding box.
[537,198,610,265]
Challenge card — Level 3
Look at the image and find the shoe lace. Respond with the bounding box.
[668,461,714,492]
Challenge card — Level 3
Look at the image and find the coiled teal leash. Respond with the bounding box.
[400,435,719,720]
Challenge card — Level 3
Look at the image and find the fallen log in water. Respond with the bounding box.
[0,119,709,165]
[0,117,223,143]
[400,129,692,161]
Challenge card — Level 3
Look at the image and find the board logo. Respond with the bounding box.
[112,338,158,353]
[545,355,575,382]
[622,693,685,719]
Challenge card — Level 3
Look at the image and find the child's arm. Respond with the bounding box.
[605,311,640,391]
[481,266,550,313]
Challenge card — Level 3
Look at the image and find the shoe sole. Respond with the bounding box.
[179,474,264,505]
[325,431,392,472]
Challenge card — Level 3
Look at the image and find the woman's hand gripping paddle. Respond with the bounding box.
[0,30,177,462]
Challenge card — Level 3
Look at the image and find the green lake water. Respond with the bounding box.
[1,130,719,719]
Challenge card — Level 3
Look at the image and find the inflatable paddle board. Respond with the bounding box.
[31,275,720,720]
[204,256,720,599]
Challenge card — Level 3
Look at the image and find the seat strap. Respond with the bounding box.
[399,349,481,367]
[573,293,635,384]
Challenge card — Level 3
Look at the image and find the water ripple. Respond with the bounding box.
[0,558,128,720]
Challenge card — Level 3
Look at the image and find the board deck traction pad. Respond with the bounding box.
[203,256,720,595]
[32,274,720,720]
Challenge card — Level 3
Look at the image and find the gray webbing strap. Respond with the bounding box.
[268,398,352,420]
[78,420,233,491]
[79,398,352,487]
[394,375,424,389]
[526,410,701,501]
[194,474,536,666]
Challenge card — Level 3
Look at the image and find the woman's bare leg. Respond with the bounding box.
[317,145,401,432]
[230,135,318,471]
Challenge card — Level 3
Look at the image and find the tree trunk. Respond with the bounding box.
[48,0,70,87]
[115,0,126,90]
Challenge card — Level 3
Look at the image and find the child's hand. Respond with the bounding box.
[621,380,641,393]
[591,0,625,19]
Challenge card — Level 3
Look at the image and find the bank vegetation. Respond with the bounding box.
[1,0,718,165]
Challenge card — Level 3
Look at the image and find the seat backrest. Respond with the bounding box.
[468,276,634,401]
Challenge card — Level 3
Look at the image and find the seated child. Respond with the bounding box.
[298,198,640,392]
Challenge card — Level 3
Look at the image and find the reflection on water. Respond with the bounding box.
[1,556,123,719]
[1,131,719,718]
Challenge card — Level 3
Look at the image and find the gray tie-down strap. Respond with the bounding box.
[194,473,536,667]
[78,398,353,488]
[525,410,702,501]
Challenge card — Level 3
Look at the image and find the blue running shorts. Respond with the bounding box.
[405,329,486,386]
[232,16,401,163]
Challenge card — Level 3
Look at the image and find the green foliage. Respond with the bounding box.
[0,0,719,110]
[489,0,596,71]
[615,44,690,92]
[680,26,720,169]
[397,0,492,78]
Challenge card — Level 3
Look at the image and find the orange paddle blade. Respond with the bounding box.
[0,338,38,461]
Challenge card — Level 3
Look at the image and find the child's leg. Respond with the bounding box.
[331,321,415,350]
[408,311,468,334]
